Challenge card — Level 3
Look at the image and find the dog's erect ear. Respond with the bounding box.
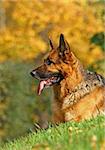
[49,39,54,49]
[58,34,77,63]
[59,34,70,54]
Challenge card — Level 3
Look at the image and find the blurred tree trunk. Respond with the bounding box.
[0,0,6,32]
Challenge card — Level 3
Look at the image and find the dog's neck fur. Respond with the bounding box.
[53,61,105,107]
[62,71,105,110]
[53,60,85,101]
[61,60,86,98]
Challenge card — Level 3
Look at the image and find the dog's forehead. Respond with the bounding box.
[44,49,59,61]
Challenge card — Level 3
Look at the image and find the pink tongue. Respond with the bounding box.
[37,80,47,95]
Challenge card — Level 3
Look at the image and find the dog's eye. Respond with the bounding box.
[44,58,53,65]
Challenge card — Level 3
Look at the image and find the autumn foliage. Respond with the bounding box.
[0,0,104,143]
[0,0,104,65]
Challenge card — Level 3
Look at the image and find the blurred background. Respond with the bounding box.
[0,0,104,144]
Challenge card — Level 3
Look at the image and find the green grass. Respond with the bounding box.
[0,116,105,150]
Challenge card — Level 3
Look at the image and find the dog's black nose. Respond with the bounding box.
[30,71,36,77]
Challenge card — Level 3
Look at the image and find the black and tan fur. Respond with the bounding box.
[30,34,105,123]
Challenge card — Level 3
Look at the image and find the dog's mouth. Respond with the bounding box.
[31,72,63,95]
[38,77,60,95]
[37,74,63,95]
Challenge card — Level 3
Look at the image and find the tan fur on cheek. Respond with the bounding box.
[59,63,72,76]
[47,64,59,73]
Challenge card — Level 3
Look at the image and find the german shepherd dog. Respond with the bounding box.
[30,34,105,123]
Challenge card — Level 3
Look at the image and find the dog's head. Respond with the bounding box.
[30,34,79,95]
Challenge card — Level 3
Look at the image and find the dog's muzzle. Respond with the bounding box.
[30,69,64,95]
